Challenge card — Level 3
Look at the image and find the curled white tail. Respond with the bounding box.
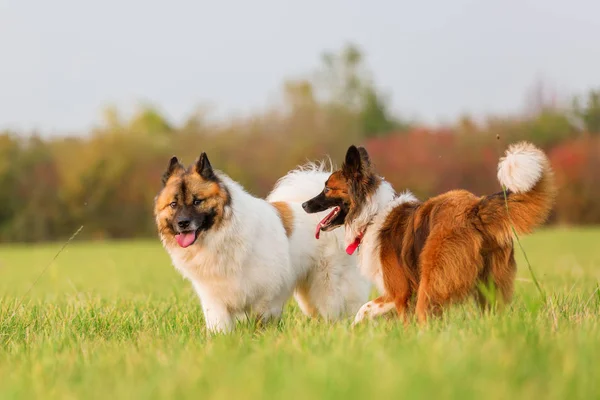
[478,141,556,243]
[267,160,334,203]
[497,141,548,193]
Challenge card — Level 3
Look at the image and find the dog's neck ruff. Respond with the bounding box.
[344,180,396,255]
[345,185,418,256]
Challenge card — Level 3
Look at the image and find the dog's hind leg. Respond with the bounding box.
[415,281,439,324]
[474,246,517,311]
[253,290,288,328]
[301,259,345,321]
[335,256,372,316]
[416,230,483,323]
[255,307,284,328]
[312,255,371,320]
[294,282,319,318]
[489,246,517,307]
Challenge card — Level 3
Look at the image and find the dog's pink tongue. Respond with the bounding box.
[315,208,338,240]
[345,238,361,255]
[176,232,196,248]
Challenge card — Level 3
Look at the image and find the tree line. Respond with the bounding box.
[1,44,599,242]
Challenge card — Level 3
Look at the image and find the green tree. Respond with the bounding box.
[316,43,404,138]
[526,110,574,147]
[129,104,172,136]
[359,87,408,137]
[573,89,600,133]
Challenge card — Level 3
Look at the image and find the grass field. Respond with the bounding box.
[1,228,599,399]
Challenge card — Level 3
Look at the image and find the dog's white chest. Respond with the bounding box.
[357,233,384,293]
[169,244,281,311]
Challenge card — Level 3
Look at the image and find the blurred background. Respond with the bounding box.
[1,0,599,243]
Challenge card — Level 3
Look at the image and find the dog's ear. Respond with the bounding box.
[357,146,371,168]
[195,152,217,181]
[342,145,363,179]
[162,156,184,186]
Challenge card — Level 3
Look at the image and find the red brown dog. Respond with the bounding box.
[302,142,556,324]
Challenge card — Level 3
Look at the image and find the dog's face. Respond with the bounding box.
[154,153,230,248]
[302,145,379,237]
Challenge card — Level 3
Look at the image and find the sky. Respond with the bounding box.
[1,0,599,134]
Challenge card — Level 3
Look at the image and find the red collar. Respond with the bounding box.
[345,231,364,255]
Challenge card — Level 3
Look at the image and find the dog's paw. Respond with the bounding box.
[351,301,373,327]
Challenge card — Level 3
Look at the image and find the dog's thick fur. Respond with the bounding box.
[302,142,556,325]
[154,154,369,333]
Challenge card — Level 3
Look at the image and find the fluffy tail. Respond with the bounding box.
[267,160,349,253]
[266,160,333,204]
[477,142,557,244]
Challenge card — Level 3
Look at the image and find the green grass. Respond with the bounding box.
[1,227,599,399]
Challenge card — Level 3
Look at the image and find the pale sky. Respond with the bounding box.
[1,0,599,134]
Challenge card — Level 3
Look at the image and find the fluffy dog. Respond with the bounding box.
[154,153,369,333]
[302,142,556,324]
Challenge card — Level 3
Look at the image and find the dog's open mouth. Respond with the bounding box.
[315,206,340,239]
[175,230,199,248]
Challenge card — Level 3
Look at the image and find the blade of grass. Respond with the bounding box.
[8,225,84,320]
[502,187,546,301]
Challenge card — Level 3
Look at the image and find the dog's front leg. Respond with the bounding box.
[192,282,234,333]
[351,296,396,327]
[201,299,233,333]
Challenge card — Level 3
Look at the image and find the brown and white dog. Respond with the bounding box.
[302,142,556,324]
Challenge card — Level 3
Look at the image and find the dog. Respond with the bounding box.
[154,153,370,333]
[302,142,556,325]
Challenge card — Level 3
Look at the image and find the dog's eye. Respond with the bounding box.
[169,201,177,209]
[193,198,203,206]
[324,187,330,194]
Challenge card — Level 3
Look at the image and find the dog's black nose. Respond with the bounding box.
[177,219,191,229]
[302,202,309,212]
